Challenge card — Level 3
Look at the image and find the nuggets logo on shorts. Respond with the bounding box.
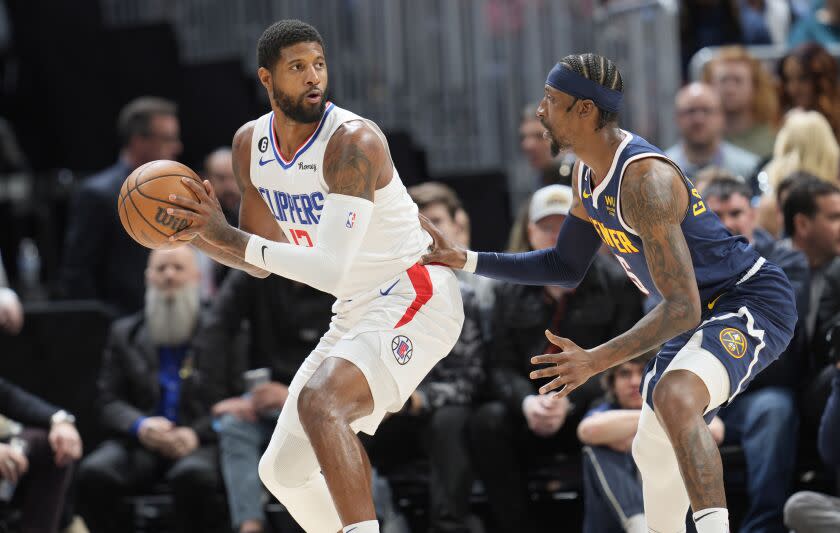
[720,328,748,359]
[391,335,413,365]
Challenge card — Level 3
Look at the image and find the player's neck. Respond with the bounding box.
[576,127,625,186]
[271,110,321,160]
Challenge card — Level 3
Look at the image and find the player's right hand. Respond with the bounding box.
[418,214,468,269]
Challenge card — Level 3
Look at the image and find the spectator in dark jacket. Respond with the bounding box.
[784,361,840,532]
[193,270,334,533]
[364,183,489,533]
[703,173,809,533]
[782,177,840,439]
[59,96,182,315]
[468,185,643,533]
[77,246,225,533]
[0,378,81,533]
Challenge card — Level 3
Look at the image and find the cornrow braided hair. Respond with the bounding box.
[559,53,624,130]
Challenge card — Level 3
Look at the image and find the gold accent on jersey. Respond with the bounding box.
[590,219,640,254]
[690,187,706,216]
[720,328,747,359]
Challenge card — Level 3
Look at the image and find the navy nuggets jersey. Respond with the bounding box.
[578,130,760,304]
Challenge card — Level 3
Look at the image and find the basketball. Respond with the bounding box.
[117,160,202,249]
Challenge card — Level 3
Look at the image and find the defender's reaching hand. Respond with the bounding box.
[418,214,468,269]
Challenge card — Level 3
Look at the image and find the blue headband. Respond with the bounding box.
[545,63,623,114]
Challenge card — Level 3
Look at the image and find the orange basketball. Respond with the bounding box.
[118,160,203,249]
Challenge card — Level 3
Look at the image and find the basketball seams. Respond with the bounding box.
[118,161,202,249]
[134,178,200,209]
[125,182,172,240]
[119,197,148,247]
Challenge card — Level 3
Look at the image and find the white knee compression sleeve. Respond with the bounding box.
[258,420,342,533]
[632,403,691,533]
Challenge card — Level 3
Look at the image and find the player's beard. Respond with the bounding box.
[144,283,200,346]
[272,85,326,124]
[541,120,567,156]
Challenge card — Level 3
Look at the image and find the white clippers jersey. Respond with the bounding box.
[249,102,432,299]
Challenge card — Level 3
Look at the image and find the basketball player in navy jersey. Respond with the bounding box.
[422,53,796,533]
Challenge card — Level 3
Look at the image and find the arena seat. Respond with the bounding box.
[0,300,114,450]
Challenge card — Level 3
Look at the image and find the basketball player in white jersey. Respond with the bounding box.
[165,20,464,533]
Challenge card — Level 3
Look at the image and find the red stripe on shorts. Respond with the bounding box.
[394,263,434,328]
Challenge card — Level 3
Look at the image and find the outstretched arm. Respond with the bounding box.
[531,159,701,396]
[166,121,387,296]
[420,162,601,288]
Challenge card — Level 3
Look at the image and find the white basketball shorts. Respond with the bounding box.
[284,263,465,435]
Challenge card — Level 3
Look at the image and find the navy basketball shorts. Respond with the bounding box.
[642,258,797,422]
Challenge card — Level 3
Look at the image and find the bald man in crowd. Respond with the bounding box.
[665,82,760,182]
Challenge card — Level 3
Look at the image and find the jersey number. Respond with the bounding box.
[289,229,313,247]
[615,256,650,295]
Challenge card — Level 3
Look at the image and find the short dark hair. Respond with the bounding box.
[257,19,325,70]
[777,171,822,207]
[783,176,840,237]
[117,96,177,146]
[558,53,624,130]
[702,175,753,204]
[408,182,462,220]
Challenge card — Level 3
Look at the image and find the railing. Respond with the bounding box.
[593,0,681,147]
[99,0,680,173]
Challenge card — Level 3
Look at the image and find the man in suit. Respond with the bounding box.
[0,377,81,532]
[59,96,182,315]
[76,246,225,533]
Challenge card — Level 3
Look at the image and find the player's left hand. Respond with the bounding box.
[530,330,599,398]
[166,178,232,245]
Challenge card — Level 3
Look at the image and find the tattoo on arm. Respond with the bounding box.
[592,160,700,368]
[192,235,268,278]
[323,121,384,201]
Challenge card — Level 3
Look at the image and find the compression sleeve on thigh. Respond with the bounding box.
[244,193,374,296]
[467,214,601,287]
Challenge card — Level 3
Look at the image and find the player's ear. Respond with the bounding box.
[578,100,596,120]
[257,67,273,92]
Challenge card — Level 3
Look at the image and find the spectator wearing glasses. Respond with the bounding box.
[59,96,183,316]
[666,83,760,183]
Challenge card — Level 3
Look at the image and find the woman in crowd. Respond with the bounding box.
[778,43,840,140]
[758,109,840,235]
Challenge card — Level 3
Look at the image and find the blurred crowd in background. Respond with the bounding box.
[4,1,840,532]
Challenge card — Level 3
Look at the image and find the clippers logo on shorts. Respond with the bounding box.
[346,211,357,229]
[720,328,747,359]
[391,335,413,365]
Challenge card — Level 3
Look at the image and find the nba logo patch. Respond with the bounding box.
[719,328,747,359]
[391,335,413,365]
[346,211,356,228]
